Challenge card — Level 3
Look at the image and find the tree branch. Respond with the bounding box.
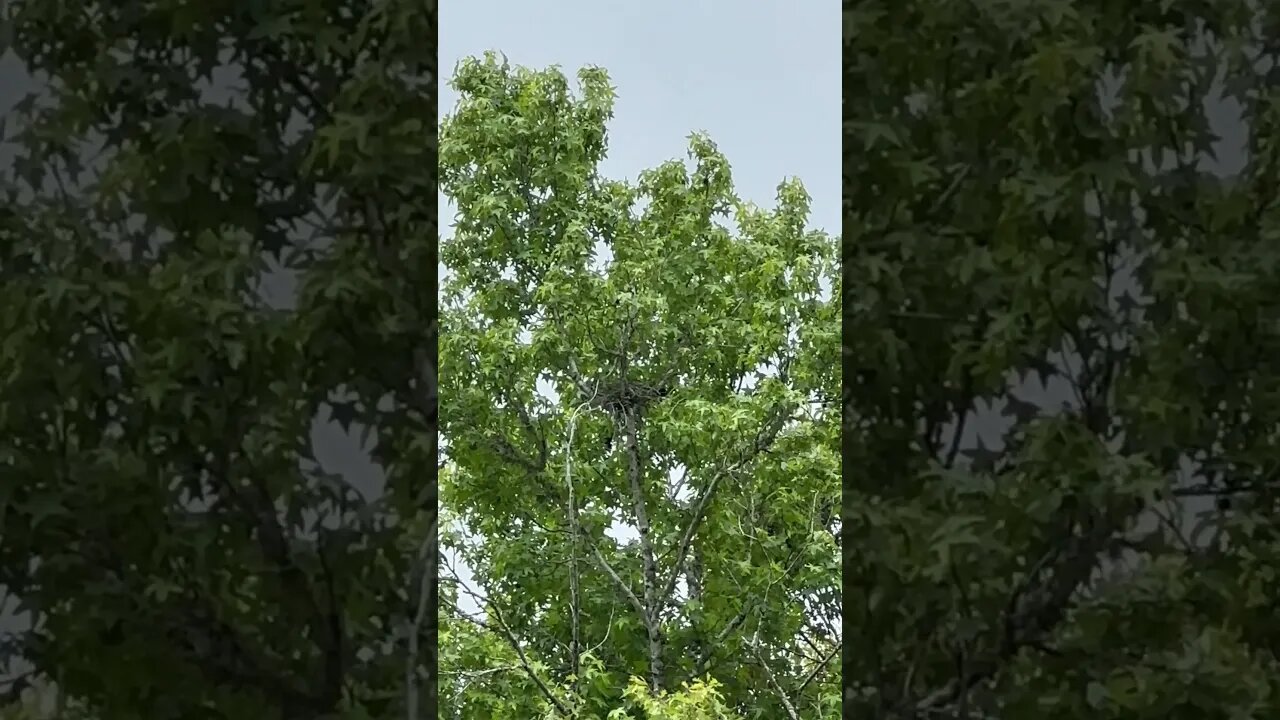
[748,637,801,720]
[658,402,791,612]
[484,600,572,717]
[584,532,650,632]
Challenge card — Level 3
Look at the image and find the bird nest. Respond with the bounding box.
[590,379,671,415]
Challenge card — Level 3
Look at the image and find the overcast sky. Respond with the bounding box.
[438,0,840,236]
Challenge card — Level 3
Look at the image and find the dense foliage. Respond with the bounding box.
[0,1,436,718]
[845,1,1280,717]
[438,53,840,718]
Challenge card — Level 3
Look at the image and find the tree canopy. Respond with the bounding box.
[0,0,436,717]
[438,53,840,718]
[845,1,1280,716]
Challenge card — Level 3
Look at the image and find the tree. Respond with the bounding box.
[0,1,436,717]
[438,53,840,718]
[845,1,1280,717]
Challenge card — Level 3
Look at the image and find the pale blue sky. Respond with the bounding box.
[438,0,840,236]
